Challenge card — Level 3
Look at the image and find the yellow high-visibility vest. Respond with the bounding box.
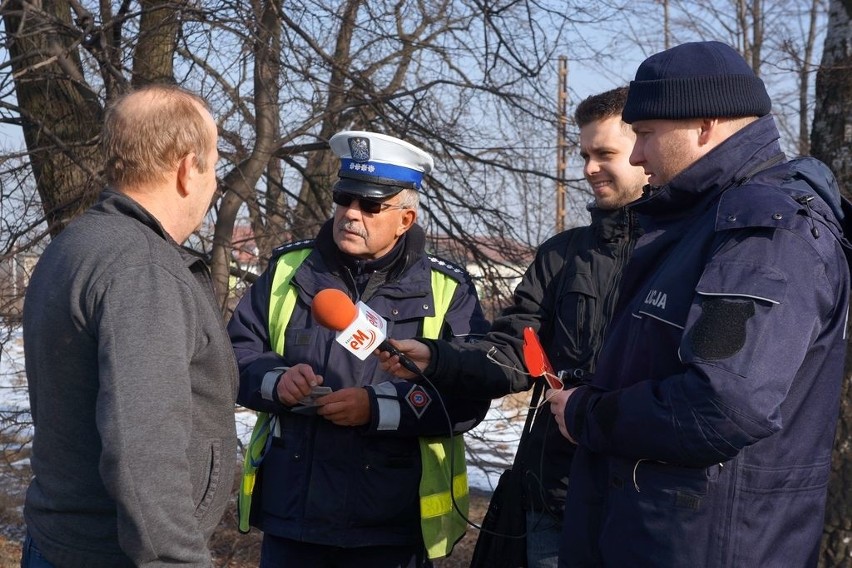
[237,247,469,559]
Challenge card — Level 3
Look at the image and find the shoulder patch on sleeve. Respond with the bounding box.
[271,239,315,260]
[690,297,755,360]
[427,254,470,282]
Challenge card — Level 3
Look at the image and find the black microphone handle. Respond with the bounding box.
[378,340,424,378]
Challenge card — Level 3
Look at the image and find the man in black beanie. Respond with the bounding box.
[548,41,852,566]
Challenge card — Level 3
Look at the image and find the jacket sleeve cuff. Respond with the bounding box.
[261,367,289,404]
[366,383,401,432]
[421,339,441,377]
[565,385,596,442]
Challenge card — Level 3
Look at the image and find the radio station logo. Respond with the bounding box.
[346,328,377,351]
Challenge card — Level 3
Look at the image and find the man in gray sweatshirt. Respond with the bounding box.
[21,85,238,567]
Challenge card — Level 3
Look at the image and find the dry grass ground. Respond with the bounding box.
[0,539,20,568]
[0,427,28,568]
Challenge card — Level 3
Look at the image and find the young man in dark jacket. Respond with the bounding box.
[550,41,852,567]
[22,85,237,567]
[380,88,647,567]
[228,131,490,567]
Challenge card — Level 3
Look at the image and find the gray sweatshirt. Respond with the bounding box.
[23,190,238,567]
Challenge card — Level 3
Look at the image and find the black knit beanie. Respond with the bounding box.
[622,41,771,124]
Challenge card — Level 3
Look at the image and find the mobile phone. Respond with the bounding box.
[296,386,332,407]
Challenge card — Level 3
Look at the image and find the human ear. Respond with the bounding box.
[176,153,198,197]
[396,208,416,236]
[698,119,717,145]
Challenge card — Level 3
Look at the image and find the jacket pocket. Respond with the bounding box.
[728,459,830,566]
[601,458,722,567]
[685,258,785,365]
[348,439,420,528]
[193,438,222,519]
[550,270,598,366]
[283,325,326,366]
[259,418,308,521]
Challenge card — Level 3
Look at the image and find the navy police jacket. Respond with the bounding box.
[228,220,489,548]
[561,115,852,567]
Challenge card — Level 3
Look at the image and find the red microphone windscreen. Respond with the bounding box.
[312,288,358,331]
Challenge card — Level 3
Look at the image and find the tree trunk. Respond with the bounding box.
[288,0,365,240]
[210,0,283,311]
[811,1,852,565]
[798,0,821,156]
[2,0,103,235]
[132,0,184,86]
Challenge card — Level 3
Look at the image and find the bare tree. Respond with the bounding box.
[2,1,607,315]
[621,0,828,156]
[2,1,104,236]
[811,1,852,565]
[0,3,615,558]
[780,0,825,155]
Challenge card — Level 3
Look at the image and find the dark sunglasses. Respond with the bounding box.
[333,192,407,214]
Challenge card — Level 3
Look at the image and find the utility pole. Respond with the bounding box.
[556,56,568,233]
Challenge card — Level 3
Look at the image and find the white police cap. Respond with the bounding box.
[329,130,434,198]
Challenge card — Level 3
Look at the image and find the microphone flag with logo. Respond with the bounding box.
[312,288,387,360]
[312,288,423,375]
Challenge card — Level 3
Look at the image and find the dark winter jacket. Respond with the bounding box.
[424,206,641,514]
[227,220,490,548]
[23,190,239,568]
[561,115,852,567]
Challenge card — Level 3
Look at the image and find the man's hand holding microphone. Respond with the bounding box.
[375,339,430,378]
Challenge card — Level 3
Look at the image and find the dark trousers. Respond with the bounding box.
[260,533,432,568]
[20,533,55,568]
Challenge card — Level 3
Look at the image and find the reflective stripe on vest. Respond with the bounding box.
[237,249,469,560]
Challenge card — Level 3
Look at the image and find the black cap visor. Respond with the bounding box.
[333,177,406,199]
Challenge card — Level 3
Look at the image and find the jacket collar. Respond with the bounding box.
[94,188,171,240]
[314,219,427,273]
[589,205,637,241]
[300,219,431,299]
[631,115,784,218]
[93,188,206,268]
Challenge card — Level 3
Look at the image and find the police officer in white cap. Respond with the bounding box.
[229,131,490,567]
[328,131,434,260]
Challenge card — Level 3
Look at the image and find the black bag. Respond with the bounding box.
[469,381,545,568]
[469,466,528,567]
